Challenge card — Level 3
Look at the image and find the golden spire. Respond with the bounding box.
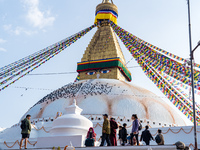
[76,0,132,82]
[77,26,132,81]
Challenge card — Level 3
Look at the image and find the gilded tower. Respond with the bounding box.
[77,0,132,81]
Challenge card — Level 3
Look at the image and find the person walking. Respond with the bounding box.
[140,125,154,145]
[130,114,139,146]
[100,114,111,146]
[19,114,31,149]
[121,123,128,146]
[155,129,164,145]
[118,126,123,145]
[85,127,96,147]
[109,118,118,146]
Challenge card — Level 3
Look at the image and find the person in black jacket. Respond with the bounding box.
[121,123,128,146]
[140,125,154,145]
[118,126,123,145]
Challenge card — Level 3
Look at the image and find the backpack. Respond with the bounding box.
[155,134,162,143]
[138,122,142,131]
[135,119,142,131]
[20,120,26,130]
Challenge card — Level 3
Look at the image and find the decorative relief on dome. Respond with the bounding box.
[32,81,113,107]
[80,82,113,98]
[33,83,83,107]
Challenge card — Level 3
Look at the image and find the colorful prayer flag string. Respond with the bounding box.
[110,21,200,123]
[0,24,97,91]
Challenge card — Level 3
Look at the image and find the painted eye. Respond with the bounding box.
[86,71,96,75]
[100,70,111,74]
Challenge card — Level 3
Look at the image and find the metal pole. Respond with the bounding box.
[187,0,198,149]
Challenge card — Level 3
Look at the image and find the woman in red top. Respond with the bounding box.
[85,127,96,147]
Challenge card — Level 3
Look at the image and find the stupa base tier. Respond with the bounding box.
[37,135,84,148]
[75,145,176,150]
[14,145,177,150]
[1,126,200,149]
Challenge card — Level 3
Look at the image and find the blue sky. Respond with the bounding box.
[1,0,200,128]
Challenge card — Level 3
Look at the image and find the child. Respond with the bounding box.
[121,123,127,146]
[127,135,136,146]
[133,137,137,145]
[127,134,131,145]
[118,126,123,145]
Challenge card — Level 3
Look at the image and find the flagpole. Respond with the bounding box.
[187,0,198,149]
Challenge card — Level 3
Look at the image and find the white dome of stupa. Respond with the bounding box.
[21,79,185,126]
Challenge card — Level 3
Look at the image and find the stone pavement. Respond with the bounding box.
[19,145,177,150]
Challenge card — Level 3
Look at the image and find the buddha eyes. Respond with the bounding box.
[86,70,111,75]
[100,70,111,74]
[86,72,96,75]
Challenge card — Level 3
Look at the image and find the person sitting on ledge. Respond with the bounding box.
[155,129,164,145]
[174,141,191,150]
[174,141,185,150]
[85,127,96,147]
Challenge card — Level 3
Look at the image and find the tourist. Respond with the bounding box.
[155,129,164,145]
[100,114,111,146]
[121,123,128,146]
[118,126,123,145]
[174,141,185,150]
[130,114,139,146]
[127,134,131,145]
[126,134,136,146]
[85,127,96,147]
[19,114,32,149]
[109,118,118,146]
[140,125,154,145]
[132,137,137,146]
[174,141,191,150]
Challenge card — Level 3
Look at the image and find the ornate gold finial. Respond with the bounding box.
[102,0,113,3]
[95,0,118,24]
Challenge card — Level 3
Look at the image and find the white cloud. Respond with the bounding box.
[23,0,55,29]
[13,26,37,35]
[3,24,37,35]
[0,38,6,44]
[0,48,7,52]
[3,0,55,35]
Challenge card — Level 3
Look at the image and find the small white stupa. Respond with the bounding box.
[37,99,93,148]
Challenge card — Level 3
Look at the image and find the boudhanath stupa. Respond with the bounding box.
[0,0,200,149]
